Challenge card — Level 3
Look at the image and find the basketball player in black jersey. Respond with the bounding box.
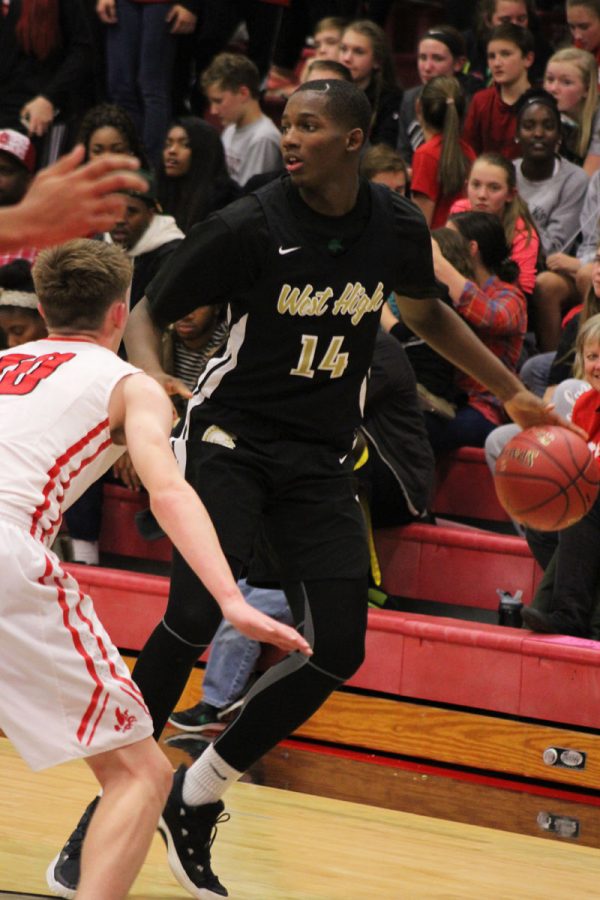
[49,81,573,900]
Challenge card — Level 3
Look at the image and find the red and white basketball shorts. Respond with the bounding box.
[0,521,153,771]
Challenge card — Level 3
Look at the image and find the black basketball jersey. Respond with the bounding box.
[147,177,438,449]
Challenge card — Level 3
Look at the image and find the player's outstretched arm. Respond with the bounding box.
[394,293,586,436]
[111,372,312,656]
[2,146,148,250]
[125,296,191,399]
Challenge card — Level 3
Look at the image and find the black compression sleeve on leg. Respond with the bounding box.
[131,551,244,737]
[214,576,368,771]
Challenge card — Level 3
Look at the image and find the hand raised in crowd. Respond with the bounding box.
[20,96,55,137]
[96,0,117,24]
[8,146,148,248]
[166,4,197,34]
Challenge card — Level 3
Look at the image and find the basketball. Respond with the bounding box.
[494,425,600,531]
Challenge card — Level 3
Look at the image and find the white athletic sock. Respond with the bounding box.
[182,743,243,806]
[70,539,99,565]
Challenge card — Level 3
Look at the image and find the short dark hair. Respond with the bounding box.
[201,52,261,99]
[487,22,535,56]
[33,239,132,332]
[292,79,372,136]
[514,87,560,128]
[304,59,352,81]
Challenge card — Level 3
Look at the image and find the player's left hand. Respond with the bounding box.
[505,389,587,439]
[220,596,313,657]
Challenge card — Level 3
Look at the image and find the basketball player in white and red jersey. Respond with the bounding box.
[0,239,311,900]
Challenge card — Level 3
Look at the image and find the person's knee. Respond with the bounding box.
[122,741,172,807]
[534,272,570,306]
[311,629,366,681]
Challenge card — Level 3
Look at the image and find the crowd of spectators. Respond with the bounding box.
[2,0,600,638]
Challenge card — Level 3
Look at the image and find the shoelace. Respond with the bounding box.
[64,799,99,856]
[208,812,231,850]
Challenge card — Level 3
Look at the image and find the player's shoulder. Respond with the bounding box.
[375,183,431,236]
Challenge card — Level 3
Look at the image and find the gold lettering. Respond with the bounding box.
[507,447,539,468]
[278,281,385,324]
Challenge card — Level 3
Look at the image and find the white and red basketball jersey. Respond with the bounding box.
[0,338,140,545]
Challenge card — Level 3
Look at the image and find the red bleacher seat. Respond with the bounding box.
[99,483,171,563]
[375,522,542,607]
[433,447,511,523]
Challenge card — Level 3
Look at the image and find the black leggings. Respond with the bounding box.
[132,550,368,771]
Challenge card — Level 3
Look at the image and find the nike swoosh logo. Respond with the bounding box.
[279,245,301,255]
[209,763,227,781]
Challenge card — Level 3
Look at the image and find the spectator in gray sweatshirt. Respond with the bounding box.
[517,89,589,350]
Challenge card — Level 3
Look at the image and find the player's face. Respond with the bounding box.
[0,309,47,347]
[583,336,600,389]
[467,161,513,215]
[314,27,342,60]
[544,61,587,113]
[205,84,246,126]
[88,126,131,159]
[173,306,217,344]
[0,151,29,207]
[370,169,407,195]
[490,0,529,27]
[567,3,600,53]
[339,29,377,88]
[516,103,560,161]
[163,125,192,177]
[110,196,154,249]
[280,92,360,192]
[418,38,458,83]
[487,40,529,85]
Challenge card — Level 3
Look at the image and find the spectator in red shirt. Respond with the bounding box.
[463,23,534,159]
[411,75,475,228]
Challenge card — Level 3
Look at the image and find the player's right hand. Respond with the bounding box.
[220,596,313,657]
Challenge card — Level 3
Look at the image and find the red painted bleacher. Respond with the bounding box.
[375,522,541,607]
[67,562,600,731]
[433,446,510,523]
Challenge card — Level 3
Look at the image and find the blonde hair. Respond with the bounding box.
[33,239,132,331]
[546,47,599,158]
[574,311,600,378]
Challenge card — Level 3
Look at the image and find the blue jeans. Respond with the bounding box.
[202,579,292,710]
[105,0,175,166]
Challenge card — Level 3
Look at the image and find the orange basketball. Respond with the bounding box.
[494,425,600,531]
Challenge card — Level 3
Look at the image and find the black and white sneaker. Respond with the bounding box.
[159,765,229,898]
[168,698,244,734]
[46,796,100,898]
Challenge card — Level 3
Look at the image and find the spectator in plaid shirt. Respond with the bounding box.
[428,210,527,452]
